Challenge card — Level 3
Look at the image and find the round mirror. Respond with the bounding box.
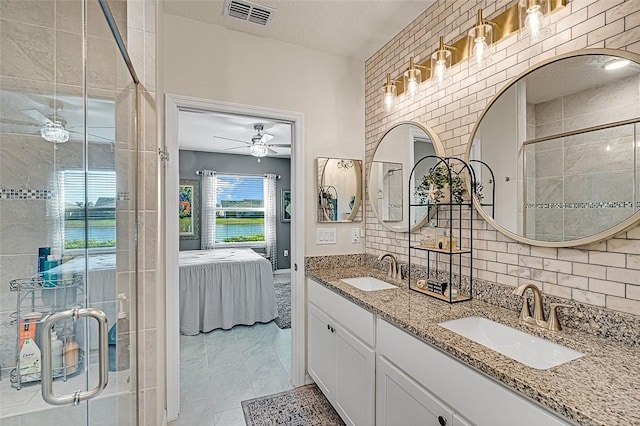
[466,49,640,247]
[369,122,444,232]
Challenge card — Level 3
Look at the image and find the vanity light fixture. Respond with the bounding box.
[431,36,455,86]
[468,9,494,68]
[519,0,546,42]
[382,73,397,113]
[403,57,423,100]
[604,58,630,70]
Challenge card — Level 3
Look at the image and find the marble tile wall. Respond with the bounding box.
[364,0,640,316]
[530,80,639,238]
[0,1,160,424]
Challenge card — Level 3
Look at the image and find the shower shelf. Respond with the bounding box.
[9,274,85,391]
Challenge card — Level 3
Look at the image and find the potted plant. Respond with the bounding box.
[416,165,482,204]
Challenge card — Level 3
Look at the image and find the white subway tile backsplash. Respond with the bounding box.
[606,295,640,315]
[573,288,606,306]
[589,278,626,296]
[364,0,640,317]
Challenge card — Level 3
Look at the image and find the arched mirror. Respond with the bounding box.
[317,157,363,222]
[466,49,640,247]
[369,122,444,232]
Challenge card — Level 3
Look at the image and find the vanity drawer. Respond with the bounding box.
[308,278,375,347]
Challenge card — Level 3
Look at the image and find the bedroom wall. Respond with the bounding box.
[178,150,292,270]
[162,12,365,257]
[365,0,640,315]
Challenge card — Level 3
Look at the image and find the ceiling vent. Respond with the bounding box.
[223,0,276,26]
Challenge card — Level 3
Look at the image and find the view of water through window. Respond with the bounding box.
[216,175,265,243]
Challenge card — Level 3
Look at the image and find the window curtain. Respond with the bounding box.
[200,170,217,250]
[264,173,277,270]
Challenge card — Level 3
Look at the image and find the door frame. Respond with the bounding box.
[164,94,305,421]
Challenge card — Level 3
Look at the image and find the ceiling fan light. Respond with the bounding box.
[250,143,268,157]
[40,121,69,143]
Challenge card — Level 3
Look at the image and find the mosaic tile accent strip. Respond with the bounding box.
[0,189,52,200]
[117,192,130,201]
[526,201,634,209]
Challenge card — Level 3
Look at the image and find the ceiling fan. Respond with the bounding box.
[213,123,291,158]
[0,100,113,144]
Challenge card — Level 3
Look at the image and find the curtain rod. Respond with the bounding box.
[195,170,281,179]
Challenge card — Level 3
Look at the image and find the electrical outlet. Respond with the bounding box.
[351,228,360,243]
[283,249,289,257]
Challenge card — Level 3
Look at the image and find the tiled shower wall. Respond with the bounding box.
[126,1,163,424]
[527,75,640,241]
[365,0,640,315]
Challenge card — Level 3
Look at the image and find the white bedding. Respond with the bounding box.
[179,248,278,335]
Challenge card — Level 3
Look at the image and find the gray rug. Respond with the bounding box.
[242,384,344,426]
[274,281,291,330]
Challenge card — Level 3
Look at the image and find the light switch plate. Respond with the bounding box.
[317,228,336,245]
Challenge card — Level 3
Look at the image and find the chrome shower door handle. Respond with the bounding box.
[41,307,109,406]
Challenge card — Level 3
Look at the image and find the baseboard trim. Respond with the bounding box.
[162,409,168,426]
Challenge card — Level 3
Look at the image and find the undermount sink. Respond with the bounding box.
[340,277,397,291]
[438,316,584,369]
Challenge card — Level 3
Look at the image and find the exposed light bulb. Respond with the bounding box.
[433,60,447,84]
[382,73,396,113]
[473,37,489,66]
[525,5,544,41]
[384,92,395,112]
[407,77,418,98]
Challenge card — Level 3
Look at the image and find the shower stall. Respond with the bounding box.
[0,0,139,424]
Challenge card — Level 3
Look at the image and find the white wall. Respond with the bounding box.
[162,13,365,255]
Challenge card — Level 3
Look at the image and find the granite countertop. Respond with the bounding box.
[306,266,640,426]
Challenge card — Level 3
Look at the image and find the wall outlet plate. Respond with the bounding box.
[351,228,360,243]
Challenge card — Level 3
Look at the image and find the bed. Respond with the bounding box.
[179,248,278,335]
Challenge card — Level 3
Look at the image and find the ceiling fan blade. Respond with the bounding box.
[0,117,39,127]
[260,133,274,144]
[268,144,291,147]
[213,135,251,145]
[224,146,249,151]
[21,109,52,124]
[68,129,114,142]
[267,147,277,154]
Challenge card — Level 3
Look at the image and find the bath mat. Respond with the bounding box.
[274,281,291,329]
[242,384,344,426]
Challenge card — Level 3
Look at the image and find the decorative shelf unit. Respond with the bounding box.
[408,156,492,303]
[9,275,85,390]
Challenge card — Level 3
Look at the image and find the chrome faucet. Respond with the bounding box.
[378,253,400,280]
[512,283,572,331]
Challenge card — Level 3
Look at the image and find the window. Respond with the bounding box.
[215,175,265,244]
[63,170,116,250]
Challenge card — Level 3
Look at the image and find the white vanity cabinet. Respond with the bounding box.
[307,278,376,426]
[377,318,574,426]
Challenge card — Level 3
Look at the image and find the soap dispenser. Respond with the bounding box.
[108,293,130,372]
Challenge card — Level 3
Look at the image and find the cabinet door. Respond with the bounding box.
[377,356,454,426]
[335,324,375,426]
[308,303,336,402]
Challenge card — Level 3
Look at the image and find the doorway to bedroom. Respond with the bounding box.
[165,96,305,424]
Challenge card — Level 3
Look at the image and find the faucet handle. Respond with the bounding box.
[547,303,571,331]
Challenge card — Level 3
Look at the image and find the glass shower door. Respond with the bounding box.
[0,0,138,424]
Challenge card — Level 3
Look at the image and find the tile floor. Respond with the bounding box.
[171,272,293,426]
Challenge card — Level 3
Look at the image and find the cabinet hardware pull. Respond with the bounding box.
[438,415,447,425]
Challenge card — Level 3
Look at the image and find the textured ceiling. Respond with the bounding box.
[162,0,434,60]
